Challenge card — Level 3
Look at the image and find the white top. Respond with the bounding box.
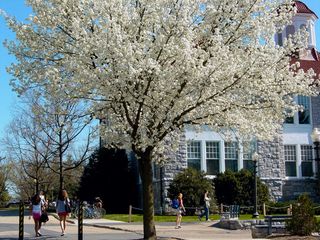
[32,203,42,214]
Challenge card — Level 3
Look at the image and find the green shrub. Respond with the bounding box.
[167,168,215,215]
[286,194,317,236]
[213,169,269,208]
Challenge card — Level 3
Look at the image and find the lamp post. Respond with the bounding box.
[252,152,259,218]
[311,128,320,177]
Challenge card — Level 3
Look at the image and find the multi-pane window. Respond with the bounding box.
[301,145,313,177]
[284,96,311,125]
[225,142,238,172]
[187,141,201,171]
[285,145,297,177]
[206,142,220,175]
[298,96,310,124]
[284,108,294,124]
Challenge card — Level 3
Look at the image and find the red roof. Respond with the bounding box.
[298,59,320,77]
[292,49,320,79]
[295,1,318,19]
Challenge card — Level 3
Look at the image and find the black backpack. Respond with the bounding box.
[199,194,205,206]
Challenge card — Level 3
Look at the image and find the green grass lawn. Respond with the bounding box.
[103,213,265,222]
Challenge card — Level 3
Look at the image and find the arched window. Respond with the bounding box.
[300,24,307,30]
[300,24,311,44]
[286,25,295,38]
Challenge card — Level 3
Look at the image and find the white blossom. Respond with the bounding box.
[3,0,318,157]
[2,6,319,235]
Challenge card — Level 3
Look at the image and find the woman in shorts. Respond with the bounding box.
[29,193,43,237]
[175,193,186,229]
[56,189,70,236]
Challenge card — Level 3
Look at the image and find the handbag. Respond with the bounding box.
[40,212,49,222]
[65,203,71,213]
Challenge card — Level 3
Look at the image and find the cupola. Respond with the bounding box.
[276,1,318,49]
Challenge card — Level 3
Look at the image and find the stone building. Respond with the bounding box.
[149,1,320,212]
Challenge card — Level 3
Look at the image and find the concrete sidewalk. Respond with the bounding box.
[0,212,268,240]
[72,217,267,240]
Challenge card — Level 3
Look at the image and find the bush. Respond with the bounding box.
[167,168,215,215]
[213,169,269,207]
[286,194,317,236]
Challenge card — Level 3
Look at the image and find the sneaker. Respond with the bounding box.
[61,233,65,236]
[175,226,179,229]
[37,231,42,236]
[178,225,181,228]
[206,219,211,222]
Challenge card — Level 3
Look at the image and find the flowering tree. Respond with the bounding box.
[3,0,318,239]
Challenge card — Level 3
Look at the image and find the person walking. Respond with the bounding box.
[29,193,45,237]
[198,190,211,221]
[56,189,71,236]
[175,193,186,229]
[94,197,103,208]
[38,190,48,236]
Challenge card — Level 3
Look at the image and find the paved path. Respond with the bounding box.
[0,210,268,240]
[79,218,266,240]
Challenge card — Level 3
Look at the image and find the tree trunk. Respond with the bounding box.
[59,142,64,190]
[138,148,157,240]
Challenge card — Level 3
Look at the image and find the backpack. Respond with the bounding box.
[171,199,179,209]
[199,194,205,206]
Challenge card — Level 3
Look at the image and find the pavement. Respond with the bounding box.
[0,211,268,240]
[69,216,267,240]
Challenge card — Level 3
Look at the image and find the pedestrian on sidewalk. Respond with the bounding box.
[94,197,103,208]
[38,190,49,235]
[175,193,186,229]
[56,189,71,236]
[29,193,45,237]
[198,190,211,221]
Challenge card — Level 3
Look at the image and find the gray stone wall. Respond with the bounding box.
[257,132,285,179]
[153,134,187,212]
[282,179,318,201]
[256,131,286,201]
[155,127,318,208]
[260,179,284,201]
[158,133,188,211]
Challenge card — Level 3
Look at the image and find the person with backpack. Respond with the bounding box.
[56,189,71,236]
[198,190,211,221]
[174,193,186,229]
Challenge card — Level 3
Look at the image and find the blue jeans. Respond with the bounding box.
[199,205,209,221]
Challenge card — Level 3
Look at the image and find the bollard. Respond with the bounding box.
[78,201,83,240]
[19,200,24,240]
[128,205,132,223]
[220,203,223,214]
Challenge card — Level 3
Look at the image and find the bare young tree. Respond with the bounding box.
[3,104,54,198]
[3,92,96,197]
[34,94,95,190]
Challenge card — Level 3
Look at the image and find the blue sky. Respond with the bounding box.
[0,0,319,142]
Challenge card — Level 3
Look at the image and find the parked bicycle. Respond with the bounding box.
[72,201,106,219]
